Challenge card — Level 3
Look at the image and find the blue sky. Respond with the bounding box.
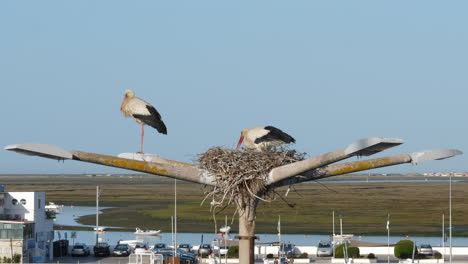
[1,1,466,174]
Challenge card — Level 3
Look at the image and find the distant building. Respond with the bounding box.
[0,192,54,263]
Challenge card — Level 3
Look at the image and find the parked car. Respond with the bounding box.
[71,243,90,257]
[153,243,168,252]
[93,242,110,257]
[177,248,197,263]
[316,241,333,257]
[278,243,295,258]
[178,244,192,252]
[218,246,229,256]
[133,243,149,254]
[419,244,433,256]
[113,243,132,257]
[155,248,197,263]
[198,244,213,256]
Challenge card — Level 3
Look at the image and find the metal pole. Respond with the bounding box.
[225,215,228,264]
[278,215,281,244]
[332,211,335,257]
[96,185,99,245]
[387,214,390,264]
[333,211,335,236]
[442,214,445,260]
[449,174,452,264]
[237,199,258,264]
[171,216,174,259]
[340,215,343,236]
[174,178,177,258]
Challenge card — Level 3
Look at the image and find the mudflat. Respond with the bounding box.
[1,173,465,236]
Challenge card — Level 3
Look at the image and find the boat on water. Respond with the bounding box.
[219,225,231,234]
[45,202,64,213]
[134,227,161,236]
[93,227,106,232]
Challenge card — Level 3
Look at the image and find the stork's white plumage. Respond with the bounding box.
[236,126,295,151]
[120,90,167,153]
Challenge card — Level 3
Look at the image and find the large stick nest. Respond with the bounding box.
[197,147,306,212]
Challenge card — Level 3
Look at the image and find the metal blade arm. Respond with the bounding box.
[272,154,412,187]
[267,137,404,185]
[70,150,216,185]
[272,149,462,187]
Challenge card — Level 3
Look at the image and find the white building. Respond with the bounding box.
[0,189,54,263]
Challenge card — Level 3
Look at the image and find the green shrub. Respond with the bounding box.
[347,247,360,258]
[12,254,21,263]
[227,246,239,258]
[367,253,376,259]
[298,253,308,258]
[434,252,442,259]
[394,240,417,259]
[266,253,274,259]
[335,244,360,258]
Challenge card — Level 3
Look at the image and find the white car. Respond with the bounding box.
[71,243,90,257]
[316,241,333,257]
[133,243,149,254]
[219,246,229,256]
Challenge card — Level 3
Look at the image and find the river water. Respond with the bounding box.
[53,206,468,247]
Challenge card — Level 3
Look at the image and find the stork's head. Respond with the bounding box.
[236,128,248,149]
[121,90,135,110]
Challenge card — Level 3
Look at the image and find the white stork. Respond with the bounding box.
[120,90,167,153]
[236,126,295,151]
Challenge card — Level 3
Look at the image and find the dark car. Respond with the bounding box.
[153,243,168,252]
[156,248,197,263]
[113,243,132,257]
[178,244,192,252]
[198,244,212,256]
[177,248,197,263]
[93,242,110,257]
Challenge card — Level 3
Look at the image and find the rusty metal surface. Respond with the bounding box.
[267,148,348,185]
[71,150,216,185]
[273,154,413,187]
[268,137,404,185]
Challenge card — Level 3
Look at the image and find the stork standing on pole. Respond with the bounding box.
[237,126,295,151]
[120,90,167,153]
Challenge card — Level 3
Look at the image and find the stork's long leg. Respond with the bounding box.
[140,124,145,153]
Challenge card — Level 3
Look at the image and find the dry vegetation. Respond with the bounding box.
[197,147,305,215]
[2,174,468,236]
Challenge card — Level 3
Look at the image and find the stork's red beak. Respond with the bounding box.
[120,97,127,111]
[236,136,244,149]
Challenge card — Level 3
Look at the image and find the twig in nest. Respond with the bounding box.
[197,146,306,216]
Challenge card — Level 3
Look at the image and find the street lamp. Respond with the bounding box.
[4,139,462,264]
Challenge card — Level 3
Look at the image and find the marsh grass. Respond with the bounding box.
[2,174,467,236]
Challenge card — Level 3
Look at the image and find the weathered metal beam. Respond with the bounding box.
[4,143,216,186]
[267,137,403,185]
[71,151,216,185]
[273,149,463,187]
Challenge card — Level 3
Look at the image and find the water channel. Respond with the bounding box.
[53,206,468,247]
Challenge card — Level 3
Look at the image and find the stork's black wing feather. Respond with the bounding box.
[254,126,295,144]
[133,105,167,134]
